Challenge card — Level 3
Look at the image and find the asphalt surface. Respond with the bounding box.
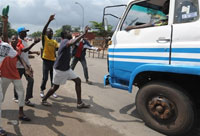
[1,42,172,136]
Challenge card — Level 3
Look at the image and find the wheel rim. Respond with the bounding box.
[147,96,176,122]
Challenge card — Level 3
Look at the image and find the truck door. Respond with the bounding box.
[111,0,172,81]
[171,0,200,66]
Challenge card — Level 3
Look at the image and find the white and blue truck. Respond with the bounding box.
[103,0,200,135]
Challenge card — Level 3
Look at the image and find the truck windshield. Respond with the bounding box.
[121,4,167,30]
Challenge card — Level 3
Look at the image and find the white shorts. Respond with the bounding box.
[53,68,78,85]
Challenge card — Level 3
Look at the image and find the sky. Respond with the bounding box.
[0,0,130,33]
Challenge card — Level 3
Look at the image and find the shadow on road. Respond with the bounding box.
[2,110,23,136]
[42,95,144,124]
[119,103,141,119]
[2,108,67,136]
[84,81,111,89]
[2,96,144,135]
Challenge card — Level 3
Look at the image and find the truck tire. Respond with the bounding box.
[136,81,195,136]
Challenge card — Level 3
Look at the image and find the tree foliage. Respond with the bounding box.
[54,25,72,37]
[54,25,80,37]
[89,21,113,37]
[8,28,17,37]
[54,28,62,37]
[31,31,42,38]
[73,27,80,32]
[62,25,72,32]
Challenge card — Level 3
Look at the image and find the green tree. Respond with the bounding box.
[31,31,42,38]
[72,27,80,32]
[54,25,81,37]
[54,25,80,37]
[62,25,71,32]
[8,29,17,37]
[54,25,71,37]
[54,28,62,37]
[89,21,113,37]
[90,21,113,55]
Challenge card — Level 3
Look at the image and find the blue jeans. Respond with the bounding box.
[40,59,54,91]
[70,56,89,80]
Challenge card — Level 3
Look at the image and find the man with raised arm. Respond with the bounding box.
[71,37,101,85]
[40,14,59,98]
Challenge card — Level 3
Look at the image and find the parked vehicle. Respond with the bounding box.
[103,0,200,135]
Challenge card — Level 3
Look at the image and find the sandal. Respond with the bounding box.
[77,102,90,109]
[25,100,35,107]
[19,116,31,121]
[41,100,51,106]
[0,128,7,136]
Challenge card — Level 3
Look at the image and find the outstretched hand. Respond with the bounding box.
[36,51,40,56]
[34,37,40,44]
[25,68,33,78]
[97,48,102,51]
[49,14,55,22]
[84,26,90,34]
[1,15,8,23]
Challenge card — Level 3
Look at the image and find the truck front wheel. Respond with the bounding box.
[136,81,195,136]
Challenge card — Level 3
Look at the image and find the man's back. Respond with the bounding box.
[54,39,71,71]
[0,41,17,63]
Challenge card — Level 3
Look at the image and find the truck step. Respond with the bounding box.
[111,83,129,91]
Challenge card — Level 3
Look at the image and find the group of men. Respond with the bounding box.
[0,14,100,136]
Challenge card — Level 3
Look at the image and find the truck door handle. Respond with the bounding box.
[156,37,171,43]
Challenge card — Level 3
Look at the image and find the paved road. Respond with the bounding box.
[1,42,169,136]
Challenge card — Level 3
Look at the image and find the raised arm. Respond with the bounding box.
[21,37,40,52]
[28,50,40,55]
[67,26,89,47]
[83,39,101,51]
[42,14,55,45]
[1,16,8,42]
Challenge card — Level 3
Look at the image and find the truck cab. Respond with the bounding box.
[104,0,200,135]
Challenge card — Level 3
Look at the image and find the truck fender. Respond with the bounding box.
[128,64,200,93]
